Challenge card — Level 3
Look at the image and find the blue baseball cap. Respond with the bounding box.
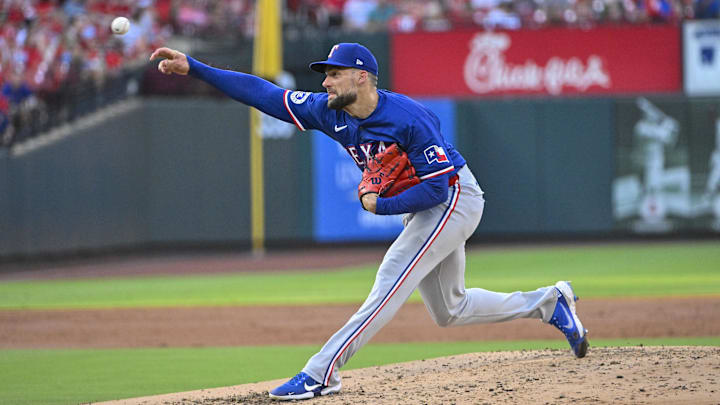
[309,43,379,76]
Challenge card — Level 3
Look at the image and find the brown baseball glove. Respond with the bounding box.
[357,143,420,200]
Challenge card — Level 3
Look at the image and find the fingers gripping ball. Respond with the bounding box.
[111,17,130,35]
[358,144,421,200]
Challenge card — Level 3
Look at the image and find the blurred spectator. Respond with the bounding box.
[175,0,211,35]
[479,0,522,29]
[2,72,34,107]
[368,0,397,31]
[388,0,423,32]
[641,0,677,21]
[0,93,13,147]
[1,70,37,143]
[321,0,347,27]
[289,0,345,29]
[343,0,378,31]
[62,0,86,18]
[423,0,452,31]
[444,0,474,28]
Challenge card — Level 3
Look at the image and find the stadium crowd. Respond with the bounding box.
[1,0,170,146]
[287,0,711,33]
[0,0,170,145]
[1,0,718,147]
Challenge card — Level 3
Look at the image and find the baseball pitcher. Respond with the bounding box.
[149,43,589,401]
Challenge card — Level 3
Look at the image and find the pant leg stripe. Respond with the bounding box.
[323,184,461,385]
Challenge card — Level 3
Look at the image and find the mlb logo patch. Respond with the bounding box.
[290,91,310,104]
[424,145,449,164]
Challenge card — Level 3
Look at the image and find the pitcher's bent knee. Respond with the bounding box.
[430,314,456,327]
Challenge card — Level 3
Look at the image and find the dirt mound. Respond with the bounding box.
[96,346,720,405]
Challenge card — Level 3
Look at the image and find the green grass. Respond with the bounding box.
[462,241,720,298]
[1,241,719,309]
[1,337,718,405]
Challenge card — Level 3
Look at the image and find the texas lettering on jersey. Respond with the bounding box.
[345,142,387,167]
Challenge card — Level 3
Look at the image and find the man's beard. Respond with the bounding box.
[328,91,357,110]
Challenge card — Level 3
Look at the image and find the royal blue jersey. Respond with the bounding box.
[186,56,466,215]
[282,89,466,181]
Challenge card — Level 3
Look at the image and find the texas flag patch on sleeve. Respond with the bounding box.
[424,145,449,164]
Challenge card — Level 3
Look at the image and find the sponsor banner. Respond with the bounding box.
[313,99,455,242]
[392,26,681,97]
[684,20,720,96]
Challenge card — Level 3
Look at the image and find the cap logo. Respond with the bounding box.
[328,45,340,58]
[356,59,364,66]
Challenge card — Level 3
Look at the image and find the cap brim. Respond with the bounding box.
[309,61,355,73]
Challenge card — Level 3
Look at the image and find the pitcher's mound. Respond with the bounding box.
[97,346,719,404]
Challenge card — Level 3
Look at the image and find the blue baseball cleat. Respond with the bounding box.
[269,371,341,401]
[550,281,589,358]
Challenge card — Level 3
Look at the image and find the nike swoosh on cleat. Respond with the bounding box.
[560,304,574,330]
[334,125,348,132]
[304,383,321,392]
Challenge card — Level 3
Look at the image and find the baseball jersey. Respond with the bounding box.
[283,89,466,181]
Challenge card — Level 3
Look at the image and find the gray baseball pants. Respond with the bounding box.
[302,165,559,386]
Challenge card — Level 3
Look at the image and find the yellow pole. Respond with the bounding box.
[251,0,282,255]
[250,109,265,255]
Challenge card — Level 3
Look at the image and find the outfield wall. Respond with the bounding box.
[1,95,718,257]
[455,98,616,235]
[1,100,251,256]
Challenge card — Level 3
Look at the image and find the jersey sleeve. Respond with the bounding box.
[187,56,330,131]
[407,114,455,181]
[187,56,290,122]
[282,90,331,132]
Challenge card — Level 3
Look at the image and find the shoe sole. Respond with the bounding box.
[268,383,342,401]
[269,391,314,401]
[576,336,589,358]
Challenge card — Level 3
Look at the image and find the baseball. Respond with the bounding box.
[111,16,130,35]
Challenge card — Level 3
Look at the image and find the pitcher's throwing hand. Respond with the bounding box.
[149,47,189,75]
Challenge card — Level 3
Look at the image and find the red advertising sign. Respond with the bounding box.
[391,26,681,97]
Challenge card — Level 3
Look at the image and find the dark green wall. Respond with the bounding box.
[4,106,149,256]
[456,98,615,235]
[0,98,314,257]
[141,99,252,244]
[263,135,313,241]
[1,149,17,254]
[1,100,239,256]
